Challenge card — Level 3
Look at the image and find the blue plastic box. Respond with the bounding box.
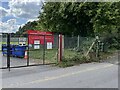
[12,45,27,57]
[2,44,13,56]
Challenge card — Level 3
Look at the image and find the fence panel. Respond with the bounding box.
[44,35,59,64]
[10,35,28,67]
[64,36,95,59]
[28,34,44,65]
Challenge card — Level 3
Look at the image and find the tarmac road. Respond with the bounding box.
[1,52,119,88]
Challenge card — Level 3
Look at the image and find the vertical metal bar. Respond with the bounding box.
[43,35,45,65]
[96,40,100,59]
[57,35,59,62]
[77,35,80,49]
[27,34,29,66]
[7,33,10,71]
[58,34,63,62]
[101,42,104,52]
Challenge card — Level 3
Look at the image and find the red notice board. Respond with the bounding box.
[27,30,54,45]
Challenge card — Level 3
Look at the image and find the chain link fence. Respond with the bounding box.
[64,35,95,59]
[1,33,118,68]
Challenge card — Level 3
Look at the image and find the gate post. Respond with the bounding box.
[58,34,64,62]
[7,33,10,71]
[27,34,30,66]
[43,35,46,65]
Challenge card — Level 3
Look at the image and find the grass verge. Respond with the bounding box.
[56,48,118,68]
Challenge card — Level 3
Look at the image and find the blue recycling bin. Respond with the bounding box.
[2,44,7,55]
[2,44,13,56]
[12,45,27,58]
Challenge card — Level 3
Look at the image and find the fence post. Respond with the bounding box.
[62,35,64,56]
[27,34,29,66]
[43,35,45,65]
[101,42,104,52]
[7,33,10,71]
[77,35,80,49]
[95,36,100,59]
[58,34,64,62]
[0,34,2,51]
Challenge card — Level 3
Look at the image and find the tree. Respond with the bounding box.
[87,2,120,48]
[37,2,98,36]
[17,2,120,39]
[16,21,38,35]
[88,2,120,36]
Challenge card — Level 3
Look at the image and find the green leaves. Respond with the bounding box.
[37,2,96,36]
[91,2,120,36]
[16,2,120,40]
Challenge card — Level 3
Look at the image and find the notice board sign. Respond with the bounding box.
[34,40,40,49]
[34,40,40,44]
[47,42,52,49]
[34,45,40,49]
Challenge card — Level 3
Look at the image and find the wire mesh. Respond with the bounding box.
[64,35,95,59]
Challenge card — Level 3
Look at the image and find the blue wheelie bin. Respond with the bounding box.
[2,44,7,56]
[12,45,27,58]
[2,44,13,56]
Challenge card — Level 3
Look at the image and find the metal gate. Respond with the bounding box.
[1,33,59,70]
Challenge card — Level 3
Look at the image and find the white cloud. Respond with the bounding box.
[7,19,16,25]
[27,18,39,22]
[0,0,44,33]
[0,19,19,33]
[0,7,9,18]
[9,0,43,19]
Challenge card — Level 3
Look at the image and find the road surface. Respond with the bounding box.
[1,53,119,88]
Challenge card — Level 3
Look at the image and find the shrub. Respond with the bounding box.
[57,55,96,67]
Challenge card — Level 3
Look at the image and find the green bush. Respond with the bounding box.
[57,55,97,67]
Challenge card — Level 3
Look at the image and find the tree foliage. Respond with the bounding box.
[16,2,120,38]
[37,2,97,36]
[16,21,38,35]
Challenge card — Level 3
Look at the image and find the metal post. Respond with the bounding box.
[27,34,29,66]
[96,40,100,59]
[0,34,2,51]
[58,34,63,62]
[77,35,80,49]
[7,33,10,71]
[101,42,104,52]
[43,35,45,65]
[95,36,99,59]
[56,35,59,62]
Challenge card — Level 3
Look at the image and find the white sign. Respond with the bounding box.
[34,40,40,44]
[34,45,40,49]
[47,42,52,49]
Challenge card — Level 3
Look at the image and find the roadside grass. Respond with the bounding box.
[56,48,118,68]
[1,42,19,45]
[99,48,118,60]
[1,41,28,45]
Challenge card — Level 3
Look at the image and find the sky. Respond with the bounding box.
[0,0,43,33]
